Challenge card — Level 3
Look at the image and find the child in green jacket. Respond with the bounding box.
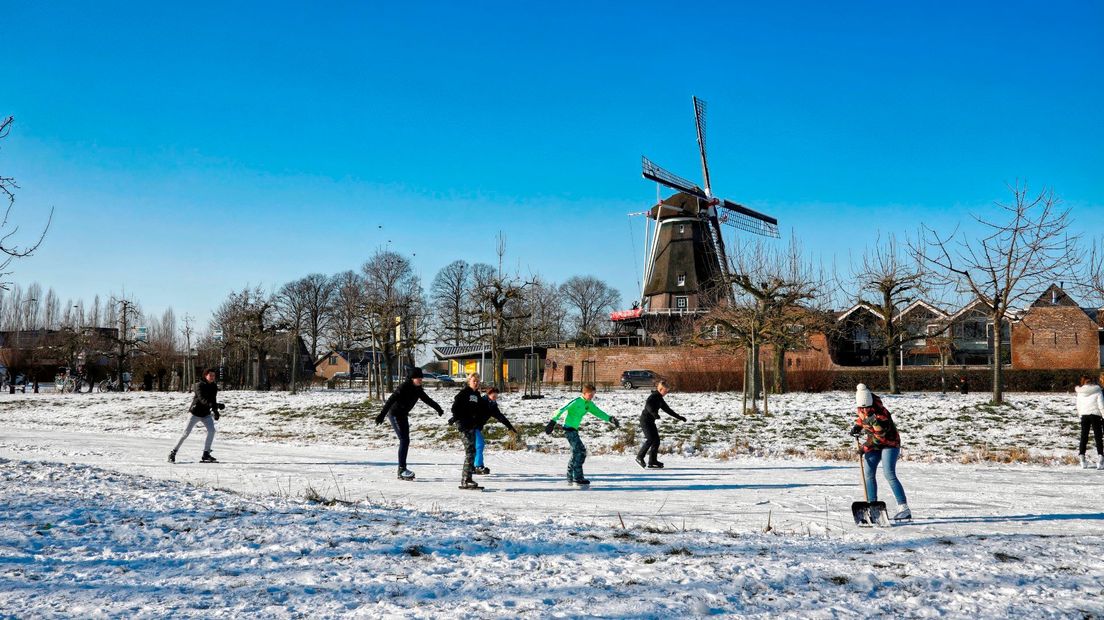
[546,383,619,485]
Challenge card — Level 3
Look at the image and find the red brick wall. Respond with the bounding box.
[543,334,836,385]
[1011,307,1100,369]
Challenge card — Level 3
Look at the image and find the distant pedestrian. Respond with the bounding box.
[1074,375,1104,470]
[168,368,225,464]
[635,380,686,469]
[471,386,517,475]
[374,368,444,481]
[546,383,619,486]
[958,374,969,395]
[850,383,910,521]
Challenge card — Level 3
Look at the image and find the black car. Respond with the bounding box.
[620,369,659,389]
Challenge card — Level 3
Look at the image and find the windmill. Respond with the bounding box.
[627,97,779,323]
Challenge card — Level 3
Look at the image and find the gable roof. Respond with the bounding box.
[1031,284,1081,308]
[835,302,880,322]
[893,299,949,323]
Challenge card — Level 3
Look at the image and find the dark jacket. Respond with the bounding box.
[451,386,487,432]
[189,380,219,418]
[465,398,517,434]
[854,395,901,452]
[379,379,444,420]
[641,390,684,422]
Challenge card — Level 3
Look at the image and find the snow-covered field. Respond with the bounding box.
[2,388,1103,618]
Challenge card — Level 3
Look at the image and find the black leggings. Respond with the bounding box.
[389,414,411,469]
[1080,415,1103,455]
[637,415,661,463]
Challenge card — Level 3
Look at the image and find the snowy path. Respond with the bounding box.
[3,429,1102,539]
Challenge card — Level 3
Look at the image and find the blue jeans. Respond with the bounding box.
[474,430,485,467]
[565,428,587,481]
[863,447,907,504]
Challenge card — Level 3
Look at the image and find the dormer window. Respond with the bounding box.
[677,274,686,287]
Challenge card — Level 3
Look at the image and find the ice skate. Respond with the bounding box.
[200,451,218,463]
[167,449,176,464]
[459,479,483,490]
[635,456,646,469]
[1097,455,1104,470]
[892,504,912,522]
[472,466,490,475]
[397,468,416,481]
[647,461,664,469]
[1081,454,1091,469]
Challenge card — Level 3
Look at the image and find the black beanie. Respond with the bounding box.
[409,368,424,379]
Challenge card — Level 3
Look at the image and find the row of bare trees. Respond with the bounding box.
[706,183,1101,408]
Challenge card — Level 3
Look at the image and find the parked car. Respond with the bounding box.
[620,369,660,389]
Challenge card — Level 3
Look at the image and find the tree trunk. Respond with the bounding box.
[991,314,1004,404]
[772,347,787,394]
[887,342,899,394]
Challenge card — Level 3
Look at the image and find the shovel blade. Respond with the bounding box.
[852,501,890,527]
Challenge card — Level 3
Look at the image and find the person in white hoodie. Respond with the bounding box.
[1074,374,1104,470]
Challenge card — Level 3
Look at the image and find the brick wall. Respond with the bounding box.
[543,334,835,385]
[1011,306,1100,369]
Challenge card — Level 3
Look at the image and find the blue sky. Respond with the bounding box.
[2,1,1102,326]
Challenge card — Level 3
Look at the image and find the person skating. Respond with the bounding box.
[1074,374,1104,470]
[472,386,517,475]
[451,374,492,490]
[850,384,910,521]
[545,383,619,485]
[635,380,686,469]
[374,368,444,481]
[168,368,225,464]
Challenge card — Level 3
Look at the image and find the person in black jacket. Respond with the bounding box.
[451,373,492,490]
[635,380,686,469]
[468,386,517,475]
[374,368,444,480]
[168,369,225,464]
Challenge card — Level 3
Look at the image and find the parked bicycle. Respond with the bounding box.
[97,373,131,393]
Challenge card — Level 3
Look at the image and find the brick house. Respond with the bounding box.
[1011,285,1102,369]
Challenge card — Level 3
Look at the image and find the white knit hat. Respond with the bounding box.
[855,384,873,407]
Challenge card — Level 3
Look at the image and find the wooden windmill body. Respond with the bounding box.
[614,97,780,341]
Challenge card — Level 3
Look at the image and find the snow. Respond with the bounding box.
[2,387,1103,617]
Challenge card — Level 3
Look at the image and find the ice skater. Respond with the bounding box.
[545,383,619,486]
[472,386,517,475]
[374,368,444,481]
[450,373,493,490]
[168,368,225,464]
[1074,374,1104,470]
[635,380,686,469]
[850,384,910,521]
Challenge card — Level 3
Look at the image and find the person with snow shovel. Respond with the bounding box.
[851,384,911,522]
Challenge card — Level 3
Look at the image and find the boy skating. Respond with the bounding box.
[635,380,686,469]
[546,383,619,485]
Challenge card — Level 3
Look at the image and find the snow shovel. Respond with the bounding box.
[852,439,889,527]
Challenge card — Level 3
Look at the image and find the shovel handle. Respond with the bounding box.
[856,437,871,503]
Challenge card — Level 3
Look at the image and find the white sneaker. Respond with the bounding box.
[1097,455,1104,471]
[892,505,912,521]
[1081,455,1091,469]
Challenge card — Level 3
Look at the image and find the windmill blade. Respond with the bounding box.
[717,199,780,238]
[693,96,712,196]
[641,156,706,199]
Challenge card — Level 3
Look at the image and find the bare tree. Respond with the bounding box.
[470,235,530,389]
[915,184,1081,404]
[560,275,621,343]
[705,237,822,406]
[1087,237,1104,307]
[430,260,471,346]
[851,234,935,394]
[0,116,52,286]
[361,250,425,392]
[328,271,367,351]
[523,275,567,343]
[297,273,335,360]
[212,286,279,390]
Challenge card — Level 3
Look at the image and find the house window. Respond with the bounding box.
[675,296,688,309]
[329,356,337,365]
[677,274,686,287]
